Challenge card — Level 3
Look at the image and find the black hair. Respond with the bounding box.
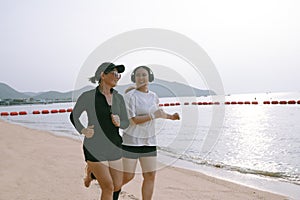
[89,76,97,84]
[130,66,154,83]
[88,66,115,84]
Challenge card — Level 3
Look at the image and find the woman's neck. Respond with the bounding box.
[99,83,112,95]
[136,84,148,93]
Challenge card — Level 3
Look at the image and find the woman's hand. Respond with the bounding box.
[111,114,120,127]
[81,125,94,138]
[153,109,180,120]
[170,113,180,120]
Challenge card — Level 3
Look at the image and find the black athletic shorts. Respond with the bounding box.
[122,145,157,159]
[83,145,122,162]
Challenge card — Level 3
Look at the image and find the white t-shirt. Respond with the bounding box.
[123,89,159,146]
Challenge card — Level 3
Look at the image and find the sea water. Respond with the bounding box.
[1,92,300,198]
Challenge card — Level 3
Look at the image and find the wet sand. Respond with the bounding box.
[0,120,288,200]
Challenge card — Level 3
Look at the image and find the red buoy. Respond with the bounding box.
[51,109,58,114]
[1,112,9,116]
[32,110,40,114]
[67,108,73,112]
[59,109,66,113]
[279,101,287,104]
[10,112,18,116]
[184,102,189,105]
[263,101,270,104]
[297,100,300,104]
[19,111,27,115]
[42,110,49,114]
[271,101,279,104]
[164,103,170,107]
[51,109,58,113]
[244,101,251,105]
[252,101,258,105]
[288,100,296,104]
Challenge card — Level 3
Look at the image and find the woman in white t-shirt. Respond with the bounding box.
[122,66,180,200]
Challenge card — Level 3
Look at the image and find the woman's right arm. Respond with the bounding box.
[130,114,153,124]
[69,95,86,134]
[127,92,165,125]
[125,93,151,125]
[131,109,179,124]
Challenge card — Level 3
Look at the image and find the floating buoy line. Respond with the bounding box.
[157,99,299,107]
[1,108,73,116]
[1,100,299,117]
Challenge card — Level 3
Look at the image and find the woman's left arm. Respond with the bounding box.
[119,95,130,129]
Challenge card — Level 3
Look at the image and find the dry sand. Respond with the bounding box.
[0,120,289,200]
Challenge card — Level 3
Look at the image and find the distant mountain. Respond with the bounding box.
[23,92,42,97]
[0,82,30,99]
[33,91,73,100]
[29,85,94,100]
[0,80,215,100]
[115,79,215,97]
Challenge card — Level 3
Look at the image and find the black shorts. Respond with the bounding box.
[83,145,122,162]
[122,145,157,159]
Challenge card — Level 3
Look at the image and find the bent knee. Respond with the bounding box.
[123,172,135,184]
[113,179,123,191]
[99,180,114,192]
[113,182,122,191]
[143,171,156,181]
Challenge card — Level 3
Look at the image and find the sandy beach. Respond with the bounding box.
[0,119,289,200]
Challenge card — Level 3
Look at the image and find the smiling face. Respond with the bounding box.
[134,67,149,89]
[101,68,121,88]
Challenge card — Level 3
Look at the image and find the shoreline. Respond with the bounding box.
[0,119,290,199]
[162,154,300,199]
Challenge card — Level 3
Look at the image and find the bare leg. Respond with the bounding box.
[141,171,156,200]
[108,159,123,192]
[88,161,114,200]
[140,156,157,200]
[84,164,93,187]
[122,158,138,186]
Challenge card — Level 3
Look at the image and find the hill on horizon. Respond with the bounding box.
[0,82,30,99]
[0,80,215,100]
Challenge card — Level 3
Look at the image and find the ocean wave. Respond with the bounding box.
[158,146,300,186]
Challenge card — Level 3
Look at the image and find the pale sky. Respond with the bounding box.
[0,0,299,94]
